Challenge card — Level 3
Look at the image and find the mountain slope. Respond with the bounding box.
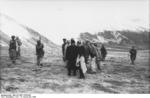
[0,13,60,56]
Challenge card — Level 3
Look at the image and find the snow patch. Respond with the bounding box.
[97,35,108,43]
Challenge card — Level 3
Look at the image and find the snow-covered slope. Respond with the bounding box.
[0,13,60,55]
[80,31,132,44]
[79,30,149,49]
[97,31,132,44]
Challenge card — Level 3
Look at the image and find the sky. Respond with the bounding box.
[0,0,149,45]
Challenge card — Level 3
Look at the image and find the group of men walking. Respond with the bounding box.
[62,38,107,79]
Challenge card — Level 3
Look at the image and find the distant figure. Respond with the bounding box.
[83,41,91,67]
[89,43,97,73]
[129,46,137,65]
[62,38,67,61]
[16,37,22,59]
[64,40,70,61]
[9,35,17,64]
[100,44,107,61]
[76,41,87,79]
[64,40,70,67]
[94,43,102,71]
[36,40,44,66]
[66,39,78,76]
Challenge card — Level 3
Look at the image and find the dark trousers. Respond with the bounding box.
[16,47,21,59]
[37,55,43,66]
[96,59,101,70]
[67,60,77,76]
[78,65,85,78]
[9,49,16,63]
[101,54,106,61]
[130,55,136,64]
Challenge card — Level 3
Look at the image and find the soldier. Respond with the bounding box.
[94,43,102,71]
[76,41,87,79]
[36,39,44,66]
[64,40,70,67]
[62,38,67,62]
[84,42,97,74]
[83,41,91,68]
[9,35,17,64]
[129,46,137,65]
[66,39,78,76]
[16,37,22,59]
[100,44,107,61]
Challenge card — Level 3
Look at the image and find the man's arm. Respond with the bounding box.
[62,44,64,56]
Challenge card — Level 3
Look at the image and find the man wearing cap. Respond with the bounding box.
[100,44,107,61]
[66,39,78,76]
[9,35,17,64]
[129,46,137,65]
[36,39,44,66]
[62,38,67,62]
[16,36,22,59]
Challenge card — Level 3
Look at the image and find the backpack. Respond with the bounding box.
[17,39,22,46]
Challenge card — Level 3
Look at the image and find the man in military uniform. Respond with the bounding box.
[129,46,137,65]
[36,39,44,66]
[9,35,17,64]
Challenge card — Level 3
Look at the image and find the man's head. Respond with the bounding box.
[63,38,67,43]
[71,39,75,45]
[11,35,15,40]
[66,40,70,45]
[77,41,81,46]
[16,36,19,40]
[94,43,97,47]
[37,40,41,44]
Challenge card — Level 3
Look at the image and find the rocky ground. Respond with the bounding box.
[0,48,150,94]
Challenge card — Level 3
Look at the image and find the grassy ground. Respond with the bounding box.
[0,49,149,93]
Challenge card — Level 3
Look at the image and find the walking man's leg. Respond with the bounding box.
[12,49,16,64]
[79,66,85,79]
[130,56,135,65]
[68,67,71,76]
[96,60,101,70]
[37,56,40,66]
[73,61,77,76]
[67,61,71,76]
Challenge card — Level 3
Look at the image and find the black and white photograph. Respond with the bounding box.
[0,0,150,95]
